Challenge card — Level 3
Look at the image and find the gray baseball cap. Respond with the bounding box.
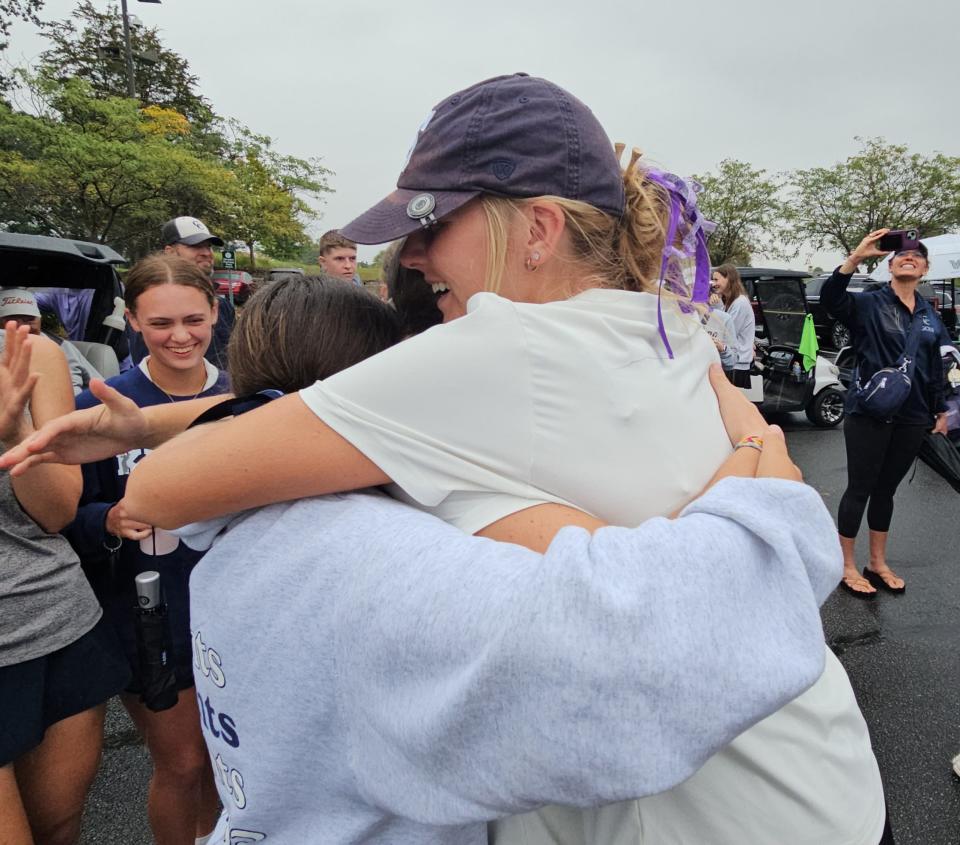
[0,288,40,320]
[342,73,625,245]
[161,216,225,247]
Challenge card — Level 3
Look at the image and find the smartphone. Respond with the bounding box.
[878,229,920,253]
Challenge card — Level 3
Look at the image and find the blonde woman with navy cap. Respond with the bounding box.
[97,74,889,843]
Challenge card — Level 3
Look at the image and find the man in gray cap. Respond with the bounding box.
[160,216,224,276]
[127,217,235,371]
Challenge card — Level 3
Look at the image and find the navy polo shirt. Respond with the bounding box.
[821,267,945,424]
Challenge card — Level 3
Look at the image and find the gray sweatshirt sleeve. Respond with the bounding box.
[335,477,839,825]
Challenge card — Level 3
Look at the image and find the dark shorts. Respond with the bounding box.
[86,554,198,696]
[0,615,131,766]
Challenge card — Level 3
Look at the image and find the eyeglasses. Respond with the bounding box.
[894,250,926,260]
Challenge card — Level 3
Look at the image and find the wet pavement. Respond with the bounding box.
[787,417,960,845]
[79,417,960,844]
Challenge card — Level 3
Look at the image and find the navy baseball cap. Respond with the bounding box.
[341,74,625,245]
[161,216,225,247]
[895,241,928,259]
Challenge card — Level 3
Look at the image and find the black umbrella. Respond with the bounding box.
[133,571,179,712]
[918,433,960,495]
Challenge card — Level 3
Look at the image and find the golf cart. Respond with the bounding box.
[745,276,846,427]
[0,233,128,376]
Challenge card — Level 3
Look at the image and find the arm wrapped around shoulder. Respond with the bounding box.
[337,476,838,823]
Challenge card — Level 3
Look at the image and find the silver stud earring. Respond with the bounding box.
[525,251,541,272]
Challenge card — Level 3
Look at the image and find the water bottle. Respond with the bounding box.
[791,360,803,382]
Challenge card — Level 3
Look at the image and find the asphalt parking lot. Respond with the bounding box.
[79,415,960,845]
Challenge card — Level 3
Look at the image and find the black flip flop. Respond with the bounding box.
[862,567,906,594]
[839,576,877,599]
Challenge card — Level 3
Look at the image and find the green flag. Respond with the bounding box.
[799,314,819,372]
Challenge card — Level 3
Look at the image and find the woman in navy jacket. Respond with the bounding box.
[822,229,948,597]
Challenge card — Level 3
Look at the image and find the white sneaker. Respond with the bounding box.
[952,753,960,778]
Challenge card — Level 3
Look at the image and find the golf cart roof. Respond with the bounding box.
[735,267,809,280]
[0,233,126,290]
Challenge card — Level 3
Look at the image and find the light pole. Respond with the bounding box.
[119,0,161,100]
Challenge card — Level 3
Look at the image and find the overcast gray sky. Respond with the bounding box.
[8,0,960,266]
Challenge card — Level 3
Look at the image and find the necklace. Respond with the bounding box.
[146,357,208,403]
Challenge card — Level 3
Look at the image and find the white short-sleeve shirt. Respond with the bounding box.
[299,288,730,533]
[298,285,884,844]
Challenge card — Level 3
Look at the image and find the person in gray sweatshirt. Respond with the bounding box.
[171,278,857,844]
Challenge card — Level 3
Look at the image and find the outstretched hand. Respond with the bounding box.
[0,377,147,476]
[0,323,39,446]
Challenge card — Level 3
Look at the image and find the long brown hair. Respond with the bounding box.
[124,254,215,312]
[713,264,746,309]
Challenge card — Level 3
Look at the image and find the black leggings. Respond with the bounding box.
[837,413,927,537]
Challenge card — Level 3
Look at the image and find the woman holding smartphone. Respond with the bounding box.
[823,228,948,597]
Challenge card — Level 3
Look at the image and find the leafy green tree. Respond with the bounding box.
[292,238,322,265]
[3,9,332,265]
[37,1,215,131]
[693,159,786,266]
[1,0,43,50]
[786,137,960,270]
[0,0,45,90]
[219,121,331,267]
[0,73,228,253]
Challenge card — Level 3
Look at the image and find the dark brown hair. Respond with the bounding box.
[713,264,747,309]
[318,229,357,256]
[123,254,216,312]
[227,275,402,395]
[380,240,442,336]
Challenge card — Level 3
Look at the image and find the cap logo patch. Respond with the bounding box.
[490,159,516,181]
[406,193,437,220]
[401,109,437,173]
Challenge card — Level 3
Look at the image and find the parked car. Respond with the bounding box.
[806,273,942,349]
[733,268,811,340]
[212,269,254,303]
[0,232,127,373]
[930,280,959,339]
[266,267,305,281]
